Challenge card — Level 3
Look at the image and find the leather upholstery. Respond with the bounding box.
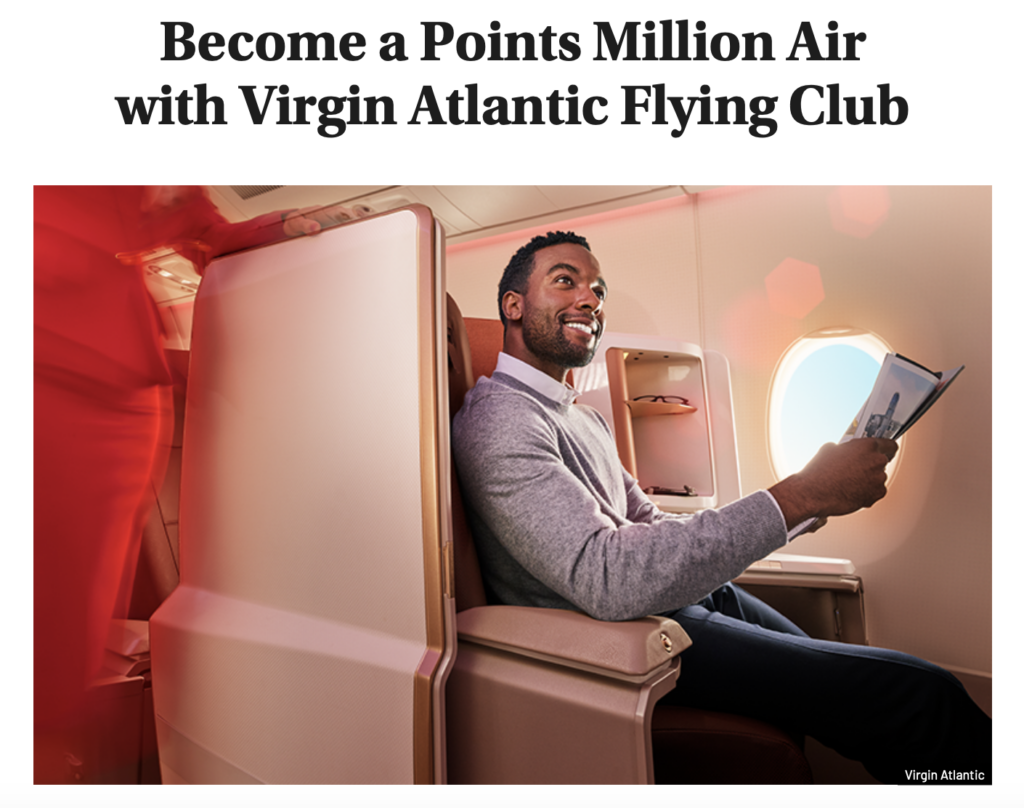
[446,296,489,612]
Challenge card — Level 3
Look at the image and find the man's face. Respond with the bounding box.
[517,243,607,371]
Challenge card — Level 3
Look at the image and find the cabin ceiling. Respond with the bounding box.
[147,184,717,311]
[207,185,717,244]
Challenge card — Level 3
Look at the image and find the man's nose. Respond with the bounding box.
[578,287,602,311]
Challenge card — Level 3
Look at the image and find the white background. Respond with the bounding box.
[7,2,1020,805]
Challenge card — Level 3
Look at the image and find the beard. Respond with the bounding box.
[521,307,601,369]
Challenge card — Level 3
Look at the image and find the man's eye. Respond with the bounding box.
[594,287,607,300]
[556,276,573,286]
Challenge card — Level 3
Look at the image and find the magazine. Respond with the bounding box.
[840,353,964,443]
[788,353,964,539]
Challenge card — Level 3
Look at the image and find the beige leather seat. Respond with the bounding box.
[444,294,812,784]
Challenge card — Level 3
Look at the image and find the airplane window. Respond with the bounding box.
[768,329,890,480]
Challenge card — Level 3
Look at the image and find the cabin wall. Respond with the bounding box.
[446,195,704,340]
[445,186,992,677]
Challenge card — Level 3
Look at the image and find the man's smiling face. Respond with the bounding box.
[516,242,607,376]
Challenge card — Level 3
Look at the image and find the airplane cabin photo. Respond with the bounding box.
[32,184,992,786]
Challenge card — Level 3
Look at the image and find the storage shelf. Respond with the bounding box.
[625,400,697,418]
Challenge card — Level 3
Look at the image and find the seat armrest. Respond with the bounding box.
[456,605,690,680]
[734,570,862,592]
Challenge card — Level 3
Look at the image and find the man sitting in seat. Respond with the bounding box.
[451,230,992,784]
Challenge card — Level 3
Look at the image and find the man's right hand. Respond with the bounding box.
[768,438,898,530]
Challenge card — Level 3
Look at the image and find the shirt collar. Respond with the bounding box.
[494,352,579,406]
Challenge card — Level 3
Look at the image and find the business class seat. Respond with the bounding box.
[107,290,811,785]
[444,294,813,784]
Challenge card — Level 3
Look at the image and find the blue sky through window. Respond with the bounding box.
[780,344,881,472]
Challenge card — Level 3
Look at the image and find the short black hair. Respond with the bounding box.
[497,231,591,327]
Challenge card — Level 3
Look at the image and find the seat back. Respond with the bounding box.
[446,295,488,612]
[446,294,474,417]
[462,316,503,386]
[443,302,586,612]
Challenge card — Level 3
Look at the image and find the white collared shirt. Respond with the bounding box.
[494,351,579,407]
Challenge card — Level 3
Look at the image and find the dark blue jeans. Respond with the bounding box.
[659,583,992,784]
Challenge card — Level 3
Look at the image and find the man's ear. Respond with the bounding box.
[501,290,524,324]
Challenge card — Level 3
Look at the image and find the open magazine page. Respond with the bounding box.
[841,353,954,442]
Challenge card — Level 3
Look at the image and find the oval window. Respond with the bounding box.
[768,328,891,480]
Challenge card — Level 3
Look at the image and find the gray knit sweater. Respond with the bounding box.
[452,372,788,621]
